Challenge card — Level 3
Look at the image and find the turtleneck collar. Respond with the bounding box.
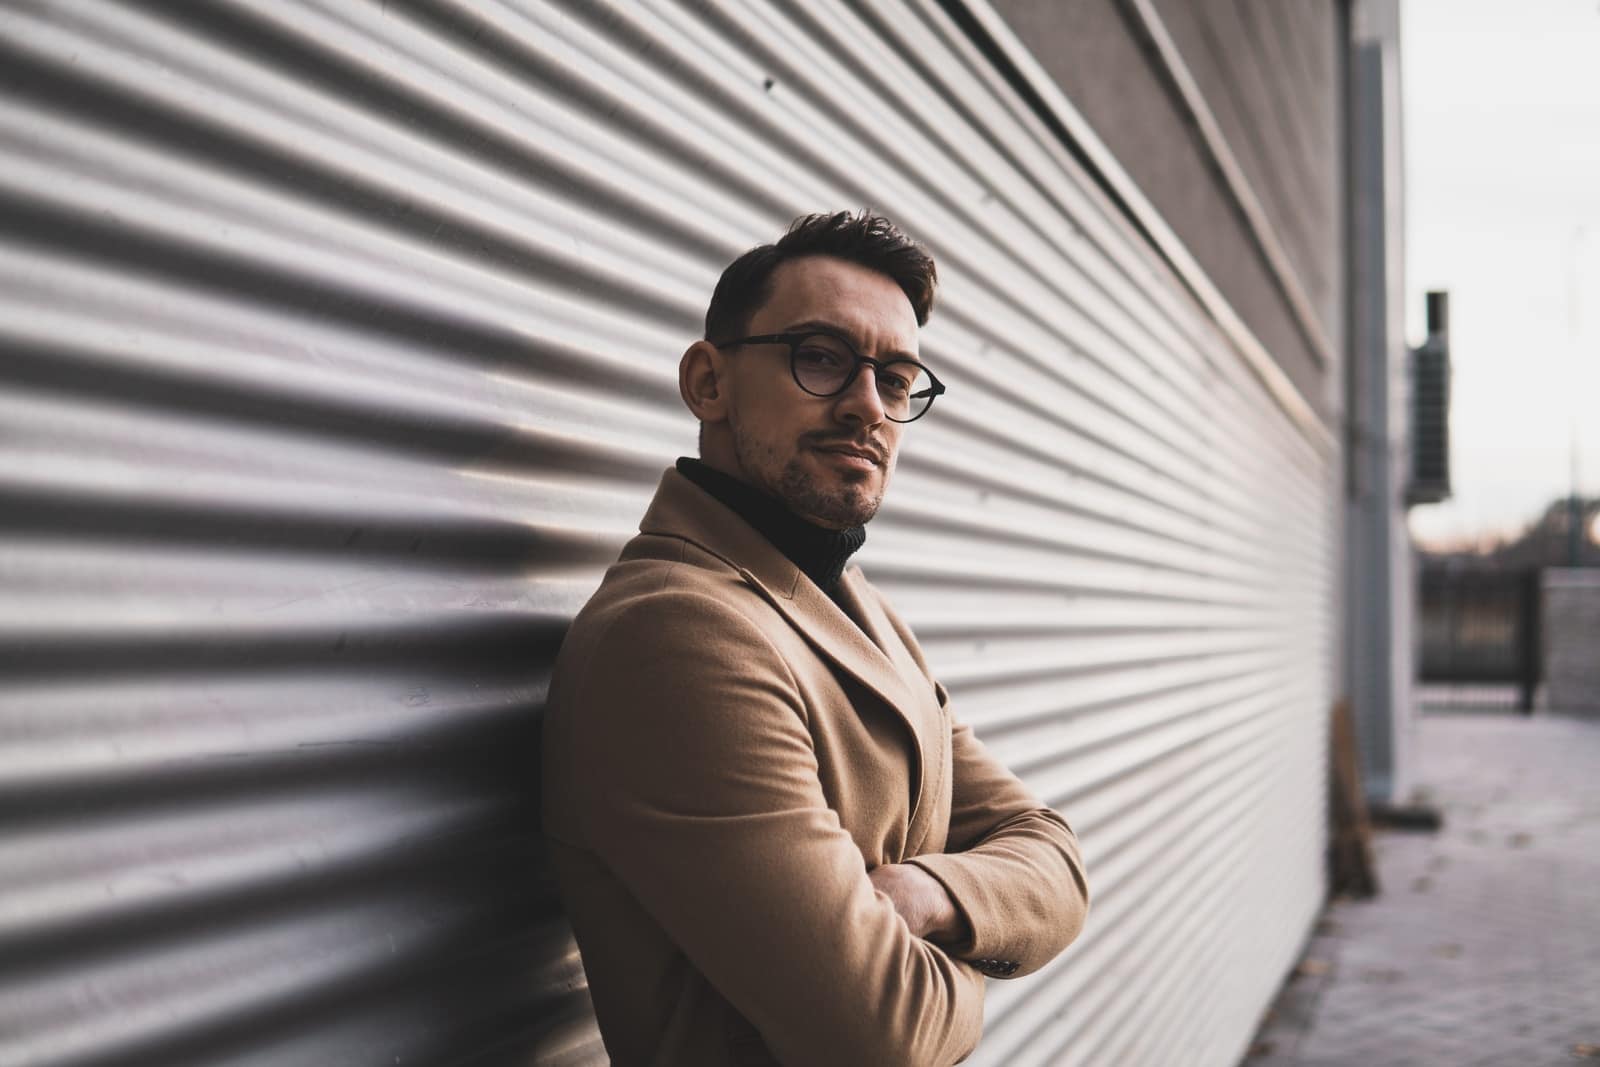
[675,457,866,597]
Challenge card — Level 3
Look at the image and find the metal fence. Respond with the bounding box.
[1418,565,1541,712]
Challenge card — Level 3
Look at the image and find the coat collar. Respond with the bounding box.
[637,467,925,730]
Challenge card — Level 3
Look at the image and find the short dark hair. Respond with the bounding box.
[703,211,937,344]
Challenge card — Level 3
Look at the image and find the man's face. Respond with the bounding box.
[718,255,922,529]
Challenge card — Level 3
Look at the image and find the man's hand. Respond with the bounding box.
[869,863,970,946]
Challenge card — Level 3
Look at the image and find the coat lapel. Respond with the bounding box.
[833,568,934,699]
[752,567,923,732]
[834,566,947,853]
[637,469,930,763]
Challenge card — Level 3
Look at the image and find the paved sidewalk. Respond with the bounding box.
[1248,712,1600,1067]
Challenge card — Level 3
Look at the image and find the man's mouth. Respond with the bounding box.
[812,441,885,469]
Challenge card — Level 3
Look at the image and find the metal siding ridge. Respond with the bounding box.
[973,659,1316,765]
[1114,0,1336,366]
[973,714,1299,1064]
[871,0,1245,393]
[886,428,1322,573]
[938,0,1336,451]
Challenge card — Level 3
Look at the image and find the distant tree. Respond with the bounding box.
[1418,496,1600,571]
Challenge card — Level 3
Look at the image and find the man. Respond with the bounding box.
[542,212,1089,1065]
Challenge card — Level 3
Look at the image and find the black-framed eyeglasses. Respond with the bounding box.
[714,331,946,423]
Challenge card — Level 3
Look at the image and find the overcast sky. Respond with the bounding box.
[1402,0,1600,549]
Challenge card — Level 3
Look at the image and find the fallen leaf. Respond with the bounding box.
[1359,967,1404,985]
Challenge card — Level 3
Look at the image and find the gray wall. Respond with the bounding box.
[987,0,1344,418]
[1543,569,1600,714]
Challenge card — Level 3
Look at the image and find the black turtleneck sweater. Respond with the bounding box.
[676,457,866,599]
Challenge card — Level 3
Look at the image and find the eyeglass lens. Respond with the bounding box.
[790,334,934,421]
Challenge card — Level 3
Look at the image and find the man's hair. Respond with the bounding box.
[703,211,938,344]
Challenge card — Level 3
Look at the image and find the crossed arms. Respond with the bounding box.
[554,591,1089,1065]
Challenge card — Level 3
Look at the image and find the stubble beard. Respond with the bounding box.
[732,425,888,530]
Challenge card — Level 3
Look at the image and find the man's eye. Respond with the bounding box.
[877,372,911,396]
[795,346,844,368]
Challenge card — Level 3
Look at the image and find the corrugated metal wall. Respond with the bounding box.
[1147,0,1345,360]
[0,2,1335,1065]
[981,0,1340,415]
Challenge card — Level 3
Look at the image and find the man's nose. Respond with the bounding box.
[832,364,886,426]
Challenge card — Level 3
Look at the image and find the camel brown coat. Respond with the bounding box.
[541,469,1089,1066]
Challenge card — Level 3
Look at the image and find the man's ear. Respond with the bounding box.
[679,340,730,425]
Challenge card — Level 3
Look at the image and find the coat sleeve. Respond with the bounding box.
[904,680,1090,978]
[863,584,1090,979]
[558,590,986,1067]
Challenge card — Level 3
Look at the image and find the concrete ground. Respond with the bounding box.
[1247,711,1600,1067]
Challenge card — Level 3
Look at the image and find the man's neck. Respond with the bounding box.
[675,458,866,597]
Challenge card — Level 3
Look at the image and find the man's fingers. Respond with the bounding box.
[868,865,915,928]
[870,863,941,938]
